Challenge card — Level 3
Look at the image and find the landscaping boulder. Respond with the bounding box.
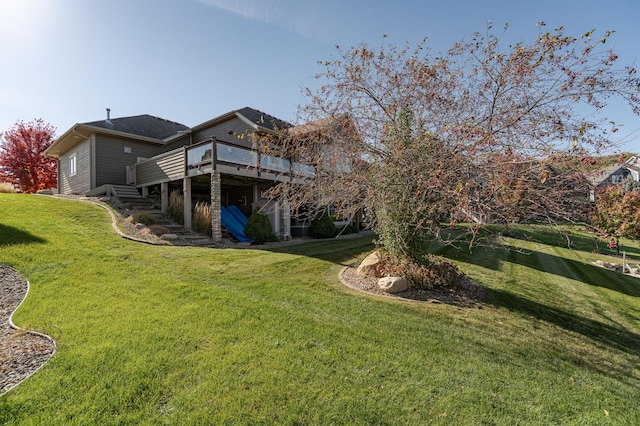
[357,251,383,277]
[594,260,624,273]
[160,233,179,241]
[135,223,146,230]
[377,276,409,294]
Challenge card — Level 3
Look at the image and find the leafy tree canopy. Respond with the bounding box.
[592,183,640,240]
[0,119,57,193]
[265,24,640,260]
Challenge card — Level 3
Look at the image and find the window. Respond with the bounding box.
[69,153,77,176]
[611,174,623,184]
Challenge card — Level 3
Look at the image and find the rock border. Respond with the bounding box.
[0,264,57,396]
[339,266,486,307]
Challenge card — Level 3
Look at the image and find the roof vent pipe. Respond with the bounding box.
[106,108,112,124]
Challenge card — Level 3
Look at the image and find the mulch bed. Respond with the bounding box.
[339,266,486,307]
[0,264,56,395]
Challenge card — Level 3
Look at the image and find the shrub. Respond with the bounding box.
[142,225,169,237]
[0,182,15,193]
[310,208,336,239]
[337,224,359,235]
[193,201,212,235]
[378,251,466,290]
[244,208,278,244]
[131,211,157,226]
[168,190,184,225]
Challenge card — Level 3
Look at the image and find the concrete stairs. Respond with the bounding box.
[111,184,143,199]
[110,185,220,247]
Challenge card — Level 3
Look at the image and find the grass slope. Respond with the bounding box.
[0,194,639,425]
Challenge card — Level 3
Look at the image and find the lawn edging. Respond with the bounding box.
[0,265,57,396]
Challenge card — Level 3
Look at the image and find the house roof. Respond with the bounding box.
[83,115,189,140]
[584,164,627,187]
[190,106,291,135]
[625,156,640,174]
[45,114,189,158]
[235,107,290,131]
[45,107,287,158]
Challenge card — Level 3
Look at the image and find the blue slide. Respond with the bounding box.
[221,206,252,242]
[227,205,249,227]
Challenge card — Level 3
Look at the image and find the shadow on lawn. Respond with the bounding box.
[486,287,640,358]
[485,224,640,259]
[502,246,640,297]
[438,241,640,297]
[0,223,46,246]
[266,234,376,266]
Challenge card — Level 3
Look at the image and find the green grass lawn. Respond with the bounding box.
[1,194,639,425]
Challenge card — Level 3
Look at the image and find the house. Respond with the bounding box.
[44,107,316,241]
[584,163,633,202]
[44,110,190,194]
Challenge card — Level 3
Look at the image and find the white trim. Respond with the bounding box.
[69,152,77,176]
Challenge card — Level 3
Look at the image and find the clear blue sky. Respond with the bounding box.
[1,0,639,152]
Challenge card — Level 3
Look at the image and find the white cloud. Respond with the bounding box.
[196,0,275,22]
[195,0,317,40]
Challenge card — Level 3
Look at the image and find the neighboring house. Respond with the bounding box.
[624,155,640,182]
[45,107,315,241]
[584,163,633,202]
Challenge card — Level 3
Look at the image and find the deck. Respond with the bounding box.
[134,140,315,187]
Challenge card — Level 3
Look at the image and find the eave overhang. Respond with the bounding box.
[44,123,165,158]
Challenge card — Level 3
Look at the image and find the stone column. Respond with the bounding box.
[183,177,192,231]
[281,196,291,240]
[210,171,222,242]
[160,182,169,214]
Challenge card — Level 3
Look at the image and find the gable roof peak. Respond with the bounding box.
[235,106,290,131]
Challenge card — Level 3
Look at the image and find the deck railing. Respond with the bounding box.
[136,140,315,187]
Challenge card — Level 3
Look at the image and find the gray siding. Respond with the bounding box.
[59,138,91,194]
[192,117,255,149]
[135,149,185,186]
[94,135,164,186]
[160,134,190,153]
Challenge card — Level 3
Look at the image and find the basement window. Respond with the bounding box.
[124,146,132,154]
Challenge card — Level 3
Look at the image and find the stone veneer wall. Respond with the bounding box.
[210,171,222,242]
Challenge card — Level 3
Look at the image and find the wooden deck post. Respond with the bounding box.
[160,182,168,214]
[183,177,192,231]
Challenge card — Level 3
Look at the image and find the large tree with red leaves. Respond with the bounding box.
[0,119,57,193]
